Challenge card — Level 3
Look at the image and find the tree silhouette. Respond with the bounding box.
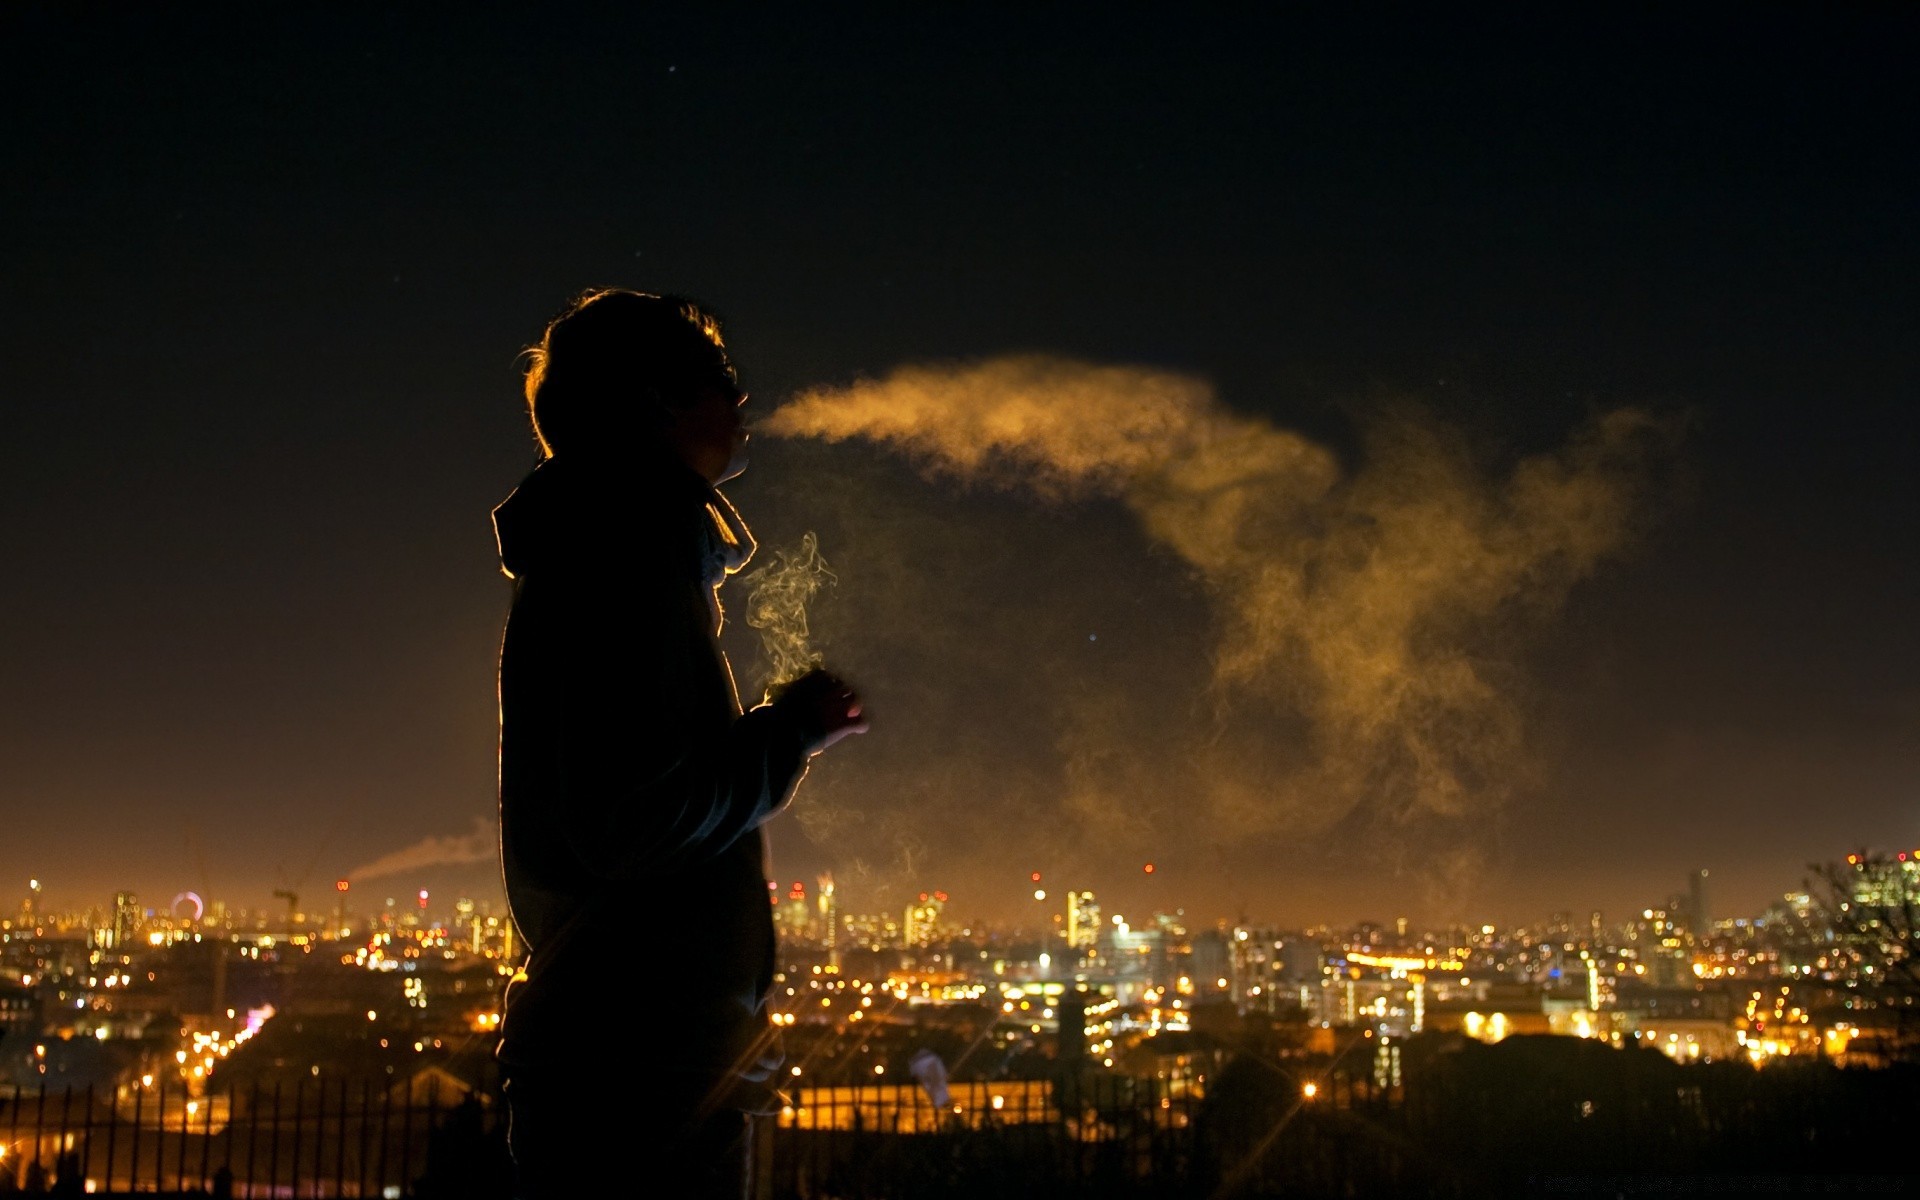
[1807,852,1920,1063]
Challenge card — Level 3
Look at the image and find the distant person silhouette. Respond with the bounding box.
[492,290,867,1198]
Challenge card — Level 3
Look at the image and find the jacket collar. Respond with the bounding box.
[492,454,755,584]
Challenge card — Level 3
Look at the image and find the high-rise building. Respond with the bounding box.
[904,892,946,949]
[111,891,140,951]
[1191,928,1230,993]
[817,873,838,968]
[1108,915,1167,998]
[1228,926,1280,1012]
[1688,869,1710,942]
[1635,906,1690,987]
[775,882,813,943]
[1066,890,1101,953]
[455,897,478,950]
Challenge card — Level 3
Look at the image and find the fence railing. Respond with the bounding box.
[768,1074,1213,1199]
[0,1057,1396,1198]
[0,1072,499,1198]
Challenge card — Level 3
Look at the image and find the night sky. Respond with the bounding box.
[3,8,1914,930]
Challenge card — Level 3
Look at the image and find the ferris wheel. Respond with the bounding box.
[170,891,205,924]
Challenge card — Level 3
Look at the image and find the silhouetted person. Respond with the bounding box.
[493,290,867,1199]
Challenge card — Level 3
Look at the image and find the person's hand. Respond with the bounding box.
[774,668,869,754]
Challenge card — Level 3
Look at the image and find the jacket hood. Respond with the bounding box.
[492,456,755,582]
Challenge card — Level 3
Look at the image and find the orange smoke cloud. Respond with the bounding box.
[764,356,1671,846]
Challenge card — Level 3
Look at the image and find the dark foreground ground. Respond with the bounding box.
[5,1035,1919,1198]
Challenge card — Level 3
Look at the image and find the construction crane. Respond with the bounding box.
[271,889,300,932]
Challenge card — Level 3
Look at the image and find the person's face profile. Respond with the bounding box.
[666,377,749,485]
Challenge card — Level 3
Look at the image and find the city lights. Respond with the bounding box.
[0,847,1908,1191]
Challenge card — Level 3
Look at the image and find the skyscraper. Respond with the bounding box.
[1688,869,1710,942]
[904,892,946,949]
[817,873,838,968]
[1066,890,1101,953]
[111,891,140,951]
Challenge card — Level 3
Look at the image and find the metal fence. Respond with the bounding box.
[764,1059,1410,1200]
[768,1075,1211,1199]
[0,1073,498,1197]
[0,1058,1400,1198]
[11,1049,1889,1200]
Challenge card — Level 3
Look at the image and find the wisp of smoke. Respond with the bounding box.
[346,816,495,883]
[743,531,836,700]
[764,355,1668,849]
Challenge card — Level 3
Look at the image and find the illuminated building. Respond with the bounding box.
[1841,851,1920,907]
[454,897,478,950]
[1610,987,1739,1061]
[1437,1006,1543,1043]
[1190,929,1228,995]
[1228,927,1285,1014]
[1106,914,1176,1000]
[0,979,33,1040]
[817,873,838,969]
[1817,850,1920,987]
[1326,947,1470,1035]
[775,882,815,944]
[1065,890,1100,954]
[111,891,140,951]
[905,892,947,950]
[1630,907,1690,988]
[842,911,903,950]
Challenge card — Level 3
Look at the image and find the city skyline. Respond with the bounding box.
[4,825,1910,1196]
[10,848,1911,946]
[10,842,1913,1070]
[2,11,1914,928]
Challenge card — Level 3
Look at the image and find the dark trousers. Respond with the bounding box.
[504,1069,755,1199]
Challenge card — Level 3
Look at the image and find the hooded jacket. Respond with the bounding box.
[492,454,812,1091]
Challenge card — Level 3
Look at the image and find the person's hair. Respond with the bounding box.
[520,288,736,458]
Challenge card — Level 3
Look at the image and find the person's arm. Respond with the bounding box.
[547,569,862,879]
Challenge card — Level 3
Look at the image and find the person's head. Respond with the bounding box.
[521,288,749,483]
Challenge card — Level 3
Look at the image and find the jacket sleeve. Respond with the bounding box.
[543,560,814,880]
